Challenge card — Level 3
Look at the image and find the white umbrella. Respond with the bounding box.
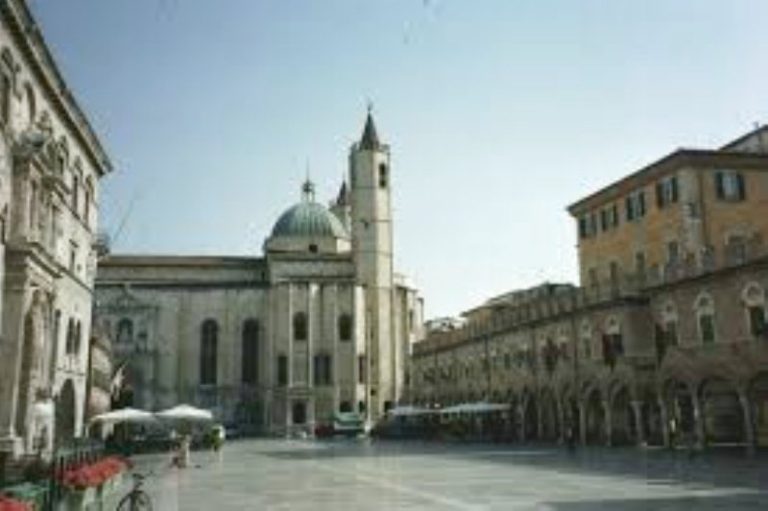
[155,404,213,422]
[90,407,156,424]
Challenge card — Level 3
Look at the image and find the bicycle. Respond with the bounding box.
[116,472,153,511]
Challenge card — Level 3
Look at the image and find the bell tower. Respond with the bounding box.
[349,107,395,419]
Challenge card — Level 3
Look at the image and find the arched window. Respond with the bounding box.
[72,173,80,216]
[694,293,716,344]
[242,319,259,385]
[116,318,133,344]
[65,319,74,354]
[378,163,388,188]
[580,320,592,360]
[84,177,93,228]
[200,319,218,385]
[24,83,35,125]
[741,283,766,338]
[338,314,352,342]
[293,312,307,341]
[74,321,82,355]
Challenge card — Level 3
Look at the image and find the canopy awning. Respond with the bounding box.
[90,407,156,424]
[155,404,213,422]
[440,402,510,414]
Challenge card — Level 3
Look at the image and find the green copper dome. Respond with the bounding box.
[270,180,348,239]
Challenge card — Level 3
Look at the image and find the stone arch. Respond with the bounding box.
[662,378,695,439]
[584,386,605,445]
[609,385,635,445]
[16,293,46,440]
[55,379,76,445]
[539,387,560,441]
[750,372,768,448]
[698,377,744,445]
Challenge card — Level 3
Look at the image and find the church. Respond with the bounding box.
[94,112,424,434]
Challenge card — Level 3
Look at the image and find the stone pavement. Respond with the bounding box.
[116,439,768,510]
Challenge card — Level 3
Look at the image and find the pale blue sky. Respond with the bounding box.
[31,0,768,318]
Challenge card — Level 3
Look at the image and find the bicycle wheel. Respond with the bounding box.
[133,491,153,511]
[116,491,153,511]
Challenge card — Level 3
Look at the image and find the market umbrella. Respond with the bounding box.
[155,404,213,422]
[90,407,156,424]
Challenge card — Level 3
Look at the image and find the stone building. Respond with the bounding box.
[0,0,112,463]
[410,126,768,451]
[94,113,424,434]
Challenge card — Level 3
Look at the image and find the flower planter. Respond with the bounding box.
[62,486,97,511]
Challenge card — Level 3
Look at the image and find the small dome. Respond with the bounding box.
[271,201,348,239]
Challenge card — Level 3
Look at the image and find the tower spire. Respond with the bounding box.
[360,103,381,151]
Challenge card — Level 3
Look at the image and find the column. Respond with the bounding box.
[603,400,613,447]
[738,390,756,456]
[517,403,526,443]
[691,392,705,450]
[578,401,587,446]
[556,400,566,444]
[631,400,646,447]
[657,397,670,448]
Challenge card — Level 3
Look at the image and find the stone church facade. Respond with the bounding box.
[95,113,423,434]
[0,0,112,463]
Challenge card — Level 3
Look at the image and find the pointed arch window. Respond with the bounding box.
[200,319,218,385]
[293,312,307,341]
[742,283,766,338]
[116,318,133,344]
[694,293,716,344]
[242,319,259,384]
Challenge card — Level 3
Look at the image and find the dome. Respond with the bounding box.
[270,180,348,240]
[271,201,348,239]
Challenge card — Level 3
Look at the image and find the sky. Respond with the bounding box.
[29,0,768,319]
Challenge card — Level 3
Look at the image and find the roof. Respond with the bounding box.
[3,0,112,175]
[567,149,768,215]
[359,112,380,151]
[271,201,348,239]
[98,255,263,268]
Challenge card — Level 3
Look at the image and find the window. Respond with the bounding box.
[609,261,620,289]
[715,171,746,201]
[625,190,646,221]
[748,306,766,337]
[695,293,716,344]
[656,176,679,208]
[357,354,366,384]
[84,179,93,228]
[116,318,134,344]
[582,337,592,359]
[635,251,646,278]
[277,355,288,386]
[308,243,318,253]
[65,319,74,354]
[339,401,352,413]
[742,283,766,338]
[25,83,35,125]
[293,312,307,341]
[600,209,609,231]
[0,71,11,125]
[378,163,388,188]
[664,319,678,346]
[504,352,511,369]
[578,213,597,239]
[241,319,259,385]
[338,314,352,341]
[599,204,619,231]
[200,319,218,385]
[666,240,679,264]
[74,321,82,356]
[588,268,598,290]
[699,314,715,344]
[313,353,332,385]
[72,174,80,216]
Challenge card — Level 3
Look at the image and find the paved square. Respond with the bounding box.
[119,440,768,510]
